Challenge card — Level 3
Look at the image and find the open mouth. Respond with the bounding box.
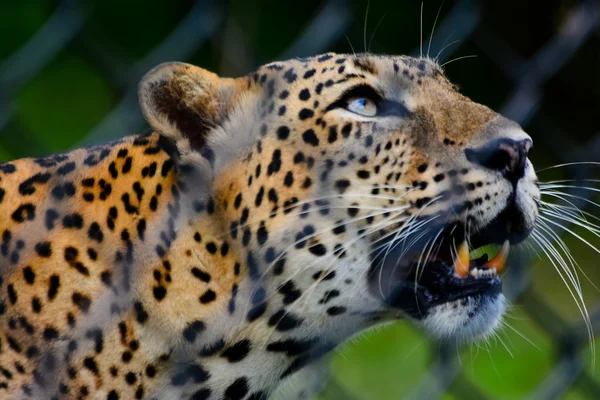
[374,221,517,319]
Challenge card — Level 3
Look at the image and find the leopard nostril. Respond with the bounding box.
[465,138,532,183]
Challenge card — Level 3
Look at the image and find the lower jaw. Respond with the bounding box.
[420,292,506,342]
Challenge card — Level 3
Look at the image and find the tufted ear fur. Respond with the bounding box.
[139,62,241,150]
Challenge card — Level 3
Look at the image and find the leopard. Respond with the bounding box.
[0,52,540,399]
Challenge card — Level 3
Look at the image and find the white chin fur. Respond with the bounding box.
[418,293,505,343]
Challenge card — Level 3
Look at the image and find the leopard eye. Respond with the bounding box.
[346,97,377,117]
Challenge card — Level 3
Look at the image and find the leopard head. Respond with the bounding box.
[139,53,539,345]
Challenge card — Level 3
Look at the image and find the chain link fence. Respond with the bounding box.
[1,0,600,398]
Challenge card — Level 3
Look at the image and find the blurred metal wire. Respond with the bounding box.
[1,0,600,399]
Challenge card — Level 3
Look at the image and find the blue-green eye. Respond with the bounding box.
[346,97,377,116]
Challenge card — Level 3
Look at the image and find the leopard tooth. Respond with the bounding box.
[455,241,470,278]
[483,240,509,273]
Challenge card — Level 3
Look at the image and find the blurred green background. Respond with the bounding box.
[1,0,600,398]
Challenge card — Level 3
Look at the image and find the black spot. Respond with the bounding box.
[283,171,294,187]
[247,299,267,321]
[313,270,335,280]
[137,219,146,240]
[190,388,212,400]
[234,193,243,209]
[7,284,17,304]
[171,363,210,386]
[327,306,347,315]
[86,329,104,353]
[183,320,205,342]
[7,335,22,352]
[48,275,60,300]
[153,286,166,301]
[266,338,318,356]
[268,309,303,331]
[277,126,290,140]
[205,242,217,254]
[267,150,282,175]
[341,123,352,137]
[121,157,133,174]
[88,223,103,243]
[107,390,119,400]
[299,88,311,101]
[319,289,340,304]
[224,377,249,400]
[45,208,59,230]
[303,69,316,79]
[199,290,216,304]
[31,297,42,313]
[199,338,226,357]
[191,267,211,283]
[121,193,138,214]
[357,170,370,179]
[334,179,351,193]
[12,203,36,223]
[302,129,319,146]
[19,173,51,195]
[256,224,268,245]
[43,327,59,341]
[35,242,52,257]
[308,243,327,256]
[72,292,91,313]
[299,108,314,120]
[0,163,16,174]
[81,178,95,187]
[62,213,83,229]
[283,69,297,83]
[221,339,251,362]
[23,266,35,284]
[125,371,137,385]
[278,281,301,304]
[133,301,148,324]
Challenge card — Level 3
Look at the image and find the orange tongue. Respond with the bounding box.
[483,240,510,273]
[455,241,470,277]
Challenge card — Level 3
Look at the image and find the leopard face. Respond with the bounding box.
[0,52,540,398]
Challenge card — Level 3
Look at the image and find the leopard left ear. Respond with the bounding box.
[139,62,240,150]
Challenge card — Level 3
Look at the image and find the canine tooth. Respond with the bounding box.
[484,240,509,273]
[470,268,479,278]
[455,241,470,277]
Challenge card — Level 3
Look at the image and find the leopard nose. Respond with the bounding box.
[465,138,532,183]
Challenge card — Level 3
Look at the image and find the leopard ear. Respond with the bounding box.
[139,62,239,150]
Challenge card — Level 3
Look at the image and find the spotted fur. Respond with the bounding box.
[0,53,539,399]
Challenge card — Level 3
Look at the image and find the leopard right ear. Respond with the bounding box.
[139,62,240,150]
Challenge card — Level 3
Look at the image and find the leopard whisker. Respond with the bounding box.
[537,212,600,292]
[435,39,461,62]
[540,189,600,214]
[529,231,595,364]
[440,54,478,68]
[368,13,387,53]
[499,319,541,351]
[535,161,600,173]
[426,0,445,58]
